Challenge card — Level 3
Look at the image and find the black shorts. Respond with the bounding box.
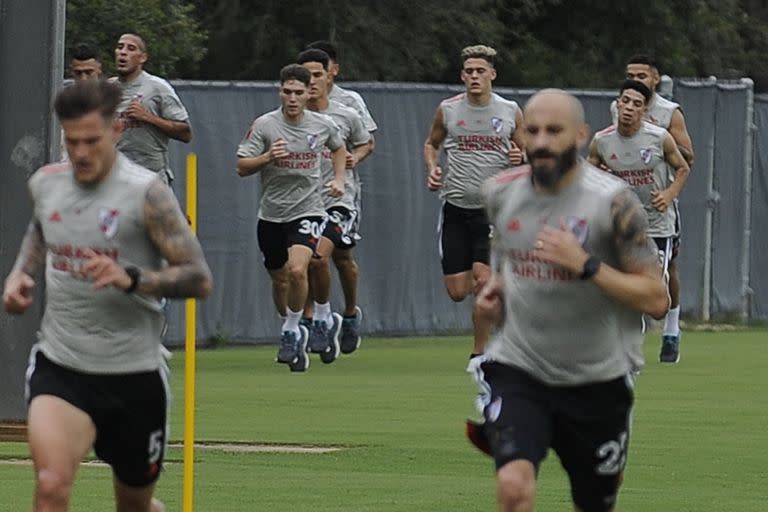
[26,350,169,488]
[322,206,359,250]
[438,202,490,275]
[653,236,679,272]
[257,216,325,270]
[477,361,634,512]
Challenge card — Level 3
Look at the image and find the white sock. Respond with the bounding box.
[282,309,302,334]
[663,306,680,336]
[313,302,332,324]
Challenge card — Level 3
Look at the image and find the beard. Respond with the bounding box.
[528,144,579,188]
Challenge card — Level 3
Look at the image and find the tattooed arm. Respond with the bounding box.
[3,219,46,314]
[594,189,669,318]
[84,180,214,297]
[534,189,668,319]
[11,220,46,276]
[139,180,213,298]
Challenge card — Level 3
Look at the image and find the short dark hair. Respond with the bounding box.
[54,80,122,121]
[72,44,100,62]
[305,40,337,61]
[279,64,311,87]
[627,54,659,71]
[297,49,330,70]
[619,79,653,104]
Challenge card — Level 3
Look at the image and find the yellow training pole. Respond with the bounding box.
[183,153,198,512]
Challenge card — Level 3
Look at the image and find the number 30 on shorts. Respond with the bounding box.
[298,219,322,239]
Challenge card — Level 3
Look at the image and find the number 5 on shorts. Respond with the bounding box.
[148,429,164,464]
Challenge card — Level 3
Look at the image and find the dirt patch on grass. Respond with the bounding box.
[167,441,343,454]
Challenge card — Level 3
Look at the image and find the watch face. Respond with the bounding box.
[581,256,600,280]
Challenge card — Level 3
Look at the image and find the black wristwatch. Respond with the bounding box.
[580,255,601,280]
[124,266,141,294]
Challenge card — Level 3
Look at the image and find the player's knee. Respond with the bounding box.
[334,257,358,276]
[309,255,329,271]
[286,262,308,283]
[332,250,355,267]
[496,464,535,511]
[35,467,74,505]
[446,286,469,302]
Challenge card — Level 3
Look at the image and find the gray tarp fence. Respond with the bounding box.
[752,96,768,319]
[161,80,764,345]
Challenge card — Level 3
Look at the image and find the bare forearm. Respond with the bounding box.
[11,221,46,276]
[590,264,669,319]
[137,262,212,298]
[352,144,372,165]
[145,114,192,142]
[236,154,272,176]
[332,150,346,182]
[142,179,214,298]
[666,167,690,198]
[424,143,439,171]
[678,145,694,166]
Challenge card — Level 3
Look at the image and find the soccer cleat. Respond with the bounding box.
[659,334,681,363]
[299,316,312,330]
[320,313,342,364]
[340,306,363,354]
[277,327,308,365]
[288,326,310,372]
[465,419,492,457]
[308,319,331,353]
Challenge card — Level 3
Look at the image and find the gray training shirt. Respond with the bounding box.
[237,108,344,223]
[440,92,520,210]
[592,122,676,237]
[329,84,378,133]
[482,160,646,385]
[29,153,166,374]
[317,101,371,210]
[113,71,190,176]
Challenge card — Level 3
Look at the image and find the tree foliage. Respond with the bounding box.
[65,0,207,78]
[67,0,768,89]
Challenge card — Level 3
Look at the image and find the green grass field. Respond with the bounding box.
[1,330,766,511]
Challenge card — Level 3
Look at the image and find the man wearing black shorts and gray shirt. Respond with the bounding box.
[3,80,213,512]
[424,44,524,357]
[467,89,669,512]
[236,64,346,372]
[297,49,372,359]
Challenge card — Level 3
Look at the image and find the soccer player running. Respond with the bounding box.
[424,44,524,357]
[467,89,669,512]
[593,79,691,362]
[610,55,695,362]
[297,49,373,360]
[113,33,192,186]
[236,64,346,372]
[304,40,377,349]
[3,80,213,512]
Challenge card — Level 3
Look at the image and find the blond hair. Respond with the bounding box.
[460,45,497,66]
